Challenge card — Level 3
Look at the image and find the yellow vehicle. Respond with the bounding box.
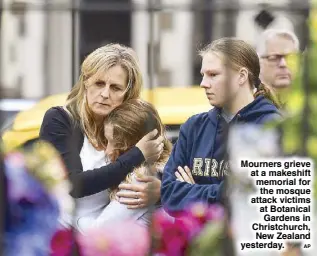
[1,87,211,152]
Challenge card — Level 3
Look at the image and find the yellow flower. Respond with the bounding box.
[23,141,68,190]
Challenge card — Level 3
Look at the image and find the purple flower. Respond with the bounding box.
[4,152,60,256]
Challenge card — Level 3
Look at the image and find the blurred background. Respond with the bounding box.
[0,0,311,140]
[0,0,309,96]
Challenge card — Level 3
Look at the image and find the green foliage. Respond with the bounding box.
[278,7,317,201]
[186,221,224,256]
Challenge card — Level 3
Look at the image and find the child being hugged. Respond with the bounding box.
[91,99,172,229]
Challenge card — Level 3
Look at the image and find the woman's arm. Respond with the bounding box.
[116,164,164,208]
[39,107,145,198]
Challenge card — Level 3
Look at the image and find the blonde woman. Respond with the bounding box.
[40,44,164,231]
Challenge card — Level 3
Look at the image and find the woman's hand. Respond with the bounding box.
[175,166,195,184]
[116,175,161,209]
[136,129,164,163]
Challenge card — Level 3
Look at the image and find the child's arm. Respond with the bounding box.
[92,171,156,228]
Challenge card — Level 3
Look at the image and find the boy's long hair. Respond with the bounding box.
[98,99,172,199]
[199,37,280,108]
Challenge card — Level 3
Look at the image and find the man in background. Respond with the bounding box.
[257,29,300,92]
[257,29,306,256]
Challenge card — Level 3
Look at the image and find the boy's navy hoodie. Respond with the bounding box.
[161,96,281,213]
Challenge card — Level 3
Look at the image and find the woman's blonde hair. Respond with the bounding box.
[65,43,143,148]
[101,99,172,199]
[199,37,280,108]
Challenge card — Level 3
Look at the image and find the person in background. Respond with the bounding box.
[257,29,300,97]
[161,37,281,214]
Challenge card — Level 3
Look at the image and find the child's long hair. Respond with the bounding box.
[101,99,172,199]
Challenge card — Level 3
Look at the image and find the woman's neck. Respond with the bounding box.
[224,88,255,116]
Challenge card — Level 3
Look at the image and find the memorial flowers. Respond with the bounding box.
[151,203,225,256]
[3,140,227,256]
[3,141,72,256]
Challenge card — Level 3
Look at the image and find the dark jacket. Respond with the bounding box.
[39,107,145,198]
[161,96,281,213]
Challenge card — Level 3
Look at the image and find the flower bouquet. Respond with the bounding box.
[150,202,225,256]
[78,221,150,256]
[3,141,73,256]
[50,220,151,256]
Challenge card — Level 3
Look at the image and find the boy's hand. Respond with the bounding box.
[175,166,195,184]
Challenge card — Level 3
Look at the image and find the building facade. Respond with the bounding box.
[0,0,309,99]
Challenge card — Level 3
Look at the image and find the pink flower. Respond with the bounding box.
[151,203,225,256]
[152,209,201,256]
[78,221,150,256]
[50,228,76,256]
[186,202,224,225]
